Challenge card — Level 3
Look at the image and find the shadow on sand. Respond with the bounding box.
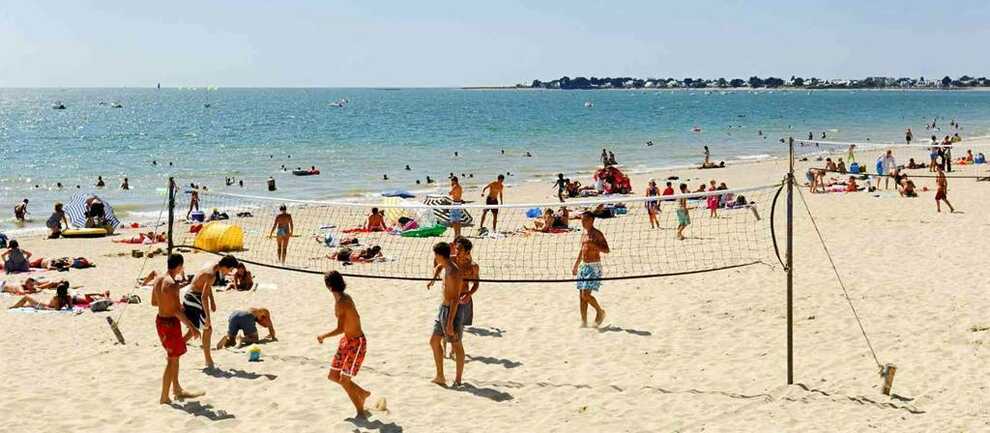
[464,326,505,338]
[203,367,278,381]
[170,401,236,421]
[452,382,514,402]
[597,325,653,336]
[465,354,522,369]
[346,416,404,433]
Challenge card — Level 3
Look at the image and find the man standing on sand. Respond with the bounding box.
[572,212,608,327]
[448,236,479,358]
[182,254,238,369]
[151,254,204,404]
[317,271,371,418]
[479,175,504,234]
[935,164,956,213]
[186,190,199,220]
[448,177,464,239]
[427,242,465,386]
[676,183,693,241]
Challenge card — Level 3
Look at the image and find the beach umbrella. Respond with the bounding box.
[423,195,473,227]
[65,192,121,229]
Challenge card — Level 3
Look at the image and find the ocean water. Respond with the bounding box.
[2,87,989,231]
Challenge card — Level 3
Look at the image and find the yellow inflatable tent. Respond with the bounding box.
[382,197,415,226]
[193,222,244,252]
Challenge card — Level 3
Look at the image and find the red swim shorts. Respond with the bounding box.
[156,316,187,358]
[331,335,367,377]
[935,190,946,201]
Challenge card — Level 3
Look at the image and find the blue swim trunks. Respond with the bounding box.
[576,262,603,291]
[227,310,258,339]
[448,207,464,224]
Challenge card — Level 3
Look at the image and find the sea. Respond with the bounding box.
[2,87,989,232]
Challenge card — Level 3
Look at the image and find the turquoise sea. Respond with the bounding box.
[2,88,989,231]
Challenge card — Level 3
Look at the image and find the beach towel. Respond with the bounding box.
[382,190,416,199]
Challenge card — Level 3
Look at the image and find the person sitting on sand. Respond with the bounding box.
[836,158,847,173]
[906,158,926,169]
[845,177,860,193]
[525,209,554,233]
[552,207,571,229]
[215,308,276,349]
[366,208,387,232]
[46,203,69,239]
[898,176,917,197]
[14,199,29,222]
[825,158,837,172]
[227,263,254,291]
[566,180,582,198]
[3,240,32,274]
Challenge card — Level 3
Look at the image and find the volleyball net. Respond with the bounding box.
[167,182,784,282]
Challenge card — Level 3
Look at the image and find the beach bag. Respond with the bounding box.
[0,233,7,248]
[526,208,541,218]
[90,299,113,312]
[849,163,860,174]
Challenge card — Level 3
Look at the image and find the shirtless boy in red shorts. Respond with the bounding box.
[151,254,203,404]
[317,271,371,417]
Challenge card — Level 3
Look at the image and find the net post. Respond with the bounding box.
[786,138,795,385]
[167,177,175,256]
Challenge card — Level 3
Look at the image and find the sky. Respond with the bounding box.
[2,0,988,87]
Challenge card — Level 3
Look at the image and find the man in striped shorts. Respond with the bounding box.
[318,271,371,418]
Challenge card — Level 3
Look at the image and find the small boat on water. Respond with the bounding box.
[111,102,123,108]
[292,167,321,176]
[584,101,593,108]
[52,102,66,110]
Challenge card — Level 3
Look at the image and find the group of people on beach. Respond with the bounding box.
[149,202,617,417]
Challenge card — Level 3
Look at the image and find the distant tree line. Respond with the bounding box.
[523,75,990,90]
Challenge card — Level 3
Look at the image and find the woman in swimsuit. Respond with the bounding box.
[645,180,660,229]
[227,263,254,291]
[269,205,294,264]
[7,282,105,310]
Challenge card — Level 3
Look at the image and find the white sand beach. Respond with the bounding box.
[3,141,990,433]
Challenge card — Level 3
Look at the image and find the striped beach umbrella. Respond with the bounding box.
[65,192,120,229]
[423,195,473,227]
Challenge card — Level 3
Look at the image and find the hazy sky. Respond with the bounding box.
[2,0,988,87]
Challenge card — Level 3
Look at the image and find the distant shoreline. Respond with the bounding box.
[462,86,990,92]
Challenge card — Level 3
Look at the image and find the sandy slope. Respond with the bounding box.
[2,140,989,432]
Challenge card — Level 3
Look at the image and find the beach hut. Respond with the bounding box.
[65,193,120,231]
[193,222,244,252]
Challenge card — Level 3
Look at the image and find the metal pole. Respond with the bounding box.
[167,177,175,256]
[786,138,795,385]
